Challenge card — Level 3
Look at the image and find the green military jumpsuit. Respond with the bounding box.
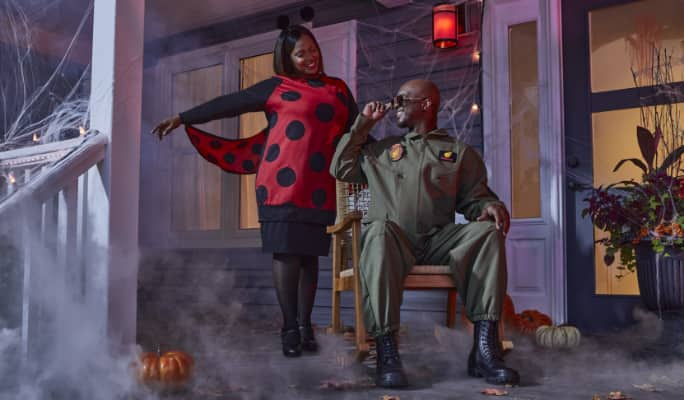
[330,115,508,337]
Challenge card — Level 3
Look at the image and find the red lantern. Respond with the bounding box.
[432,3,459,49]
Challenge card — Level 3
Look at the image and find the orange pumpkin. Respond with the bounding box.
[139,349,194,388]
[513,309,552,335]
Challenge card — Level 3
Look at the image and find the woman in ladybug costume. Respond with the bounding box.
[152,25,358,357]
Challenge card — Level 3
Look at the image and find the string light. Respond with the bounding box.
[32,133,40,142]
[471,103,480,114]
[79,126,87,136]
[8,172,16,185]
[472,50,480,63]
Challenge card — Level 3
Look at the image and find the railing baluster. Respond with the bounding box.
[1,134,108,366]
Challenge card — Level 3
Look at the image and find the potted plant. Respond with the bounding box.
[582,47,684,312]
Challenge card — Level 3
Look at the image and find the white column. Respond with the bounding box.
[88,0,144,348]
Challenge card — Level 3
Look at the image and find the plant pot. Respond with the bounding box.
[635,244,684,312]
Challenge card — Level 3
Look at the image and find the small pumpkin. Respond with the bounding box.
[139,348,194,388]
[535,325,581,348]
[513,309,552,335]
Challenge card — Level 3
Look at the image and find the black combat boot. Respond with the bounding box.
[468,320,520,385]
[281,328,302,358]
[374,333,409,388]
[299,325,318,352]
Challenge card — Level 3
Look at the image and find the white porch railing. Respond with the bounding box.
[0,133,108,360]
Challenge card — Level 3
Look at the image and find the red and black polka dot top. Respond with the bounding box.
[180,74,358,226]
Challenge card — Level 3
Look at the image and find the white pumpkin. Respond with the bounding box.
[535,325,581,348]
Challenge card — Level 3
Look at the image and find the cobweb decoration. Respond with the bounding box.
[354,0,484,144]
[0,0,93,152]
[0,1,93,200]
[338,1,485,218]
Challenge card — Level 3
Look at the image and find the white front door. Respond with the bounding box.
[482,0,566,323]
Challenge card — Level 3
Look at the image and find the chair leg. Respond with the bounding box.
[328,233,343,334]
[353,287,369,357]
[331,289,342,333]
[446,289,457,328]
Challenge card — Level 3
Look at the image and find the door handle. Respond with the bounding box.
[568,181,585,191]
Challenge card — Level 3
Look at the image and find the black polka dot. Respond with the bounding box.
[308,79,325,87]
[268,112,278,128]
[285,121,305,140]
[265,144,280,162]
[191,135,200,144]
[277,167,296,187]
[223,153,235,164]
[312,189,327,208]
[281,91,301,101]
[206,154,217,164]
[242,160,255,172]
[309,152,326,172]
[336,92,347,104]
[315,103,335,122]
[209,139,222,149]
[332,135,343,150]
[252,143,263,155]
[256,185,268,205]
[237,141,248,148]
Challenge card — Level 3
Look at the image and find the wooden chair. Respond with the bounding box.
[327,182,460,359]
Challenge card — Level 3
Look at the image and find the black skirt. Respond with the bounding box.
[260,221,331,256]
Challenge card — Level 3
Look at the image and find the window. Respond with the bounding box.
[238,53,273,229]
[589,0,684,294]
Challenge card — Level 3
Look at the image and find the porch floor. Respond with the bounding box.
[144,312,684,400]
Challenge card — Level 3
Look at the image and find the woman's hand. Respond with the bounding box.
[151,115,182,141]
[362,101,388,122]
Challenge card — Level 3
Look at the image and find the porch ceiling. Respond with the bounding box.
[145,0,305,39]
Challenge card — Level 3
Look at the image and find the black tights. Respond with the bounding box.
[272,253,319,331]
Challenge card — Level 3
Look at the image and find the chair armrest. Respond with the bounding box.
[326,211,363,234]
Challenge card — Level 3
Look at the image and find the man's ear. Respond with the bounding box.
[422,99,432,110]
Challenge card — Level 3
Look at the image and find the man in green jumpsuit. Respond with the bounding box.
[330,79,520,388]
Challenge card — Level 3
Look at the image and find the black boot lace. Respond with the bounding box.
[380,334,401,365]
[478,321,504,363]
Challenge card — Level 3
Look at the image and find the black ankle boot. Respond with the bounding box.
[281,328,302,358]
[299,325,318,352]
[467,320,520,385]
[374,333,408,388]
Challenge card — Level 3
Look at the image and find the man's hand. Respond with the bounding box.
[362,101,389,122]
[151,115,182,141]
[477,204,511,236]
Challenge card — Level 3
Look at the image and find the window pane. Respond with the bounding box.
[509,21,541,218]
[590,0,684,93]
[171,65,223,231]
[239,53,273,229]
[591,103,684,295]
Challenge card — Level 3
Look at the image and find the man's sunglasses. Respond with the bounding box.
[385,95,427,109]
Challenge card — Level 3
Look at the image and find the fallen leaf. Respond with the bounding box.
[481,388,508,396]
[633,383,659,392]
[592,395,602,400]
[607,391,627,400]
[381,396,400,400]
[319,378,375,390]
